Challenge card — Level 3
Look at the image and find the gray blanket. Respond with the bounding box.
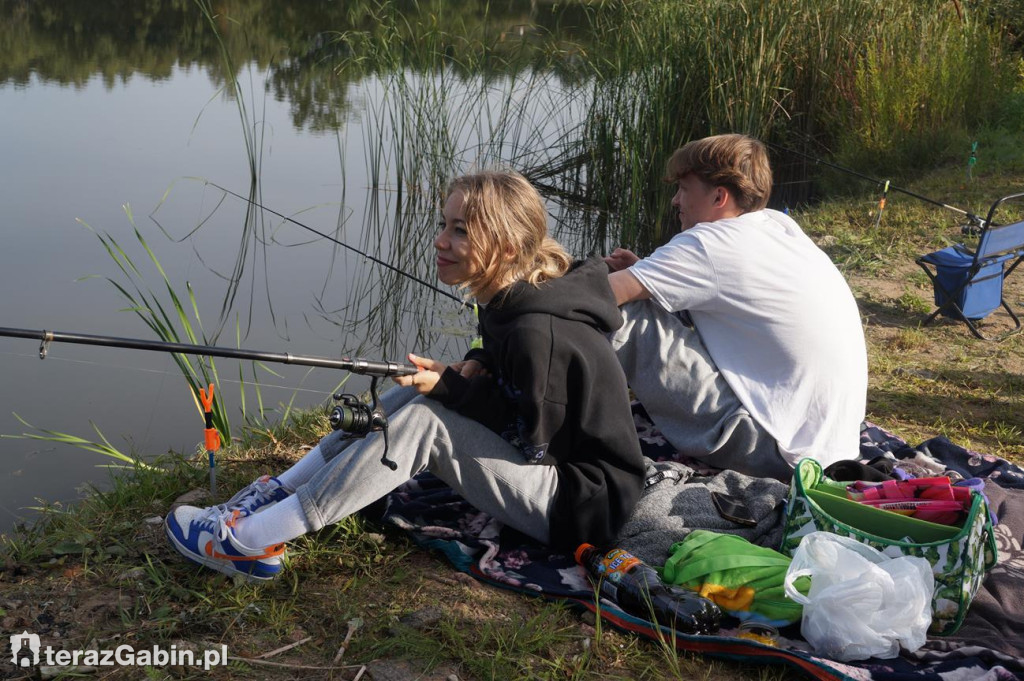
[616,459,789,566]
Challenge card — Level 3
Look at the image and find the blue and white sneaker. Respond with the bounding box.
[218,475,292,518]
[165,506,285,582]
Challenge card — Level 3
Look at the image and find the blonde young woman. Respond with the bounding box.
[165,171,645,581]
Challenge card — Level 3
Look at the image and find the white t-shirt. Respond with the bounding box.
[628,209,867,468]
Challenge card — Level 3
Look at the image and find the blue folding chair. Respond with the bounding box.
[917,192,1024,341]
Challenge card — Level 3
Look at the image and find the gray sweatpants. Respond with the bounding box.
[609,301,791,481]
[294,386,559,543]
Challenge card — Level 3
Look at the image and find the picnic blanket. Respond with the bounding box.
[376,408,1024,681]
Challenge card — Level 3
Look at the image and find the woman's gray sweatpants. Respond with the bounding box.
[609,300,792,481]
[294,386,559,543]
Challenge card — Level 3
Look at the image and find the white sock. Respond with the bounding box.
[276,446,327,490]
[233,494,312,548]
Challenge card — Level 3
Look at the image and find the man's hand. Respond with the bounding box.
[393,353,447,394]
[449,359,489,379]
[604,248,640,272]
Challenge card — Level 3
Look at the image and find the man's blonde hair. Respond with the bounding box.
[665,134,772,212]
[446,171,571,299]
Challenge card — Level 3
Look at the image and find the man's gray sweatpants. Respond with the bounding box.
[610,300,791,481]
[294,386,559,543]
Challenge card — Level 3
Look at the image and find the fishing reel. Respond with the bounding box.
[329,376,398,470]
[329,395,379,433]
[960,215,986,237]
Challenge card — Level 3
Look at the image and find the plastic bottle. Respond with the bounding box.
[575,544,722,635]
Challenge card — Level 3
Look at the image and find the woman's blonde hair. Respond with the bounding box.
[446,171,571,299]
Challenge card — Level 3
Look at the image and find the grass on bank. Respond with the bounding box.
[3,149,1024,679]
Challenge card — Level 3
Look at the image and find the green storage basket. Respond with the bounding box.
[780,458,997,635]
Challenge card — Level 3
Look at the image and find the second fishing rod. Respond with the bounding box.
[769,143,986,231]
[205,181,473,310]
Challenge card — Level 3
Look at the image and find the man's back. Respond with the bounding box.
[628,209,867,467]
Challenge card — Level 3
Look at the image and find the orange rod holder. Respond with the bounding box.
[873,180,890,229]
[199,384,220,496]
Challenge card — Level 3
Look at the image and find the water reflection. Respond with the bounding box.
[0,0,595,113]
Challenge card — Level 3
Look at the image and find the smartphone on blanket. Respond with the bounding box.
[711,492,758,527]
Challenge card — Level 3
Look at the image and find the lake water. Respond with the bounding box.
[0,1,595,531]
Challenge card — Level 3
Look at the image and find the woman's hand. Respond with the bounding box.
[449,359,489,379]
[604,247,640,272]
[393,353,447,394]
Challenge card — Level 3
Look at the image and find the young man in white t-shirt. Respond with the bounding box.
[606,134,867,480]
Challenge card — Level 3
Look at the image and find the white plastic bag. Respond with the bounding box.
[783,532,934,661]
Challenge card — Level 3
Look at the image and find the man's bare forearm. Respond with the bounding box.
[609,269,651,306]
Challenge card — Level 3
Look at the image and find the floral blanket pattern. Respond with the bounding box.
[378,409,1024,681]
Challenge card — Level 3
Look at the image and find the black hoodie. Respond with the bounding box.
[429,255,645,550]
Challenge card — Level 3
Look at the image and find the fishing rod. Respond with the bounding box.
[0,325,417,469]
[204,181,469,308]
[2,326,417,375]
[768,143,984,229]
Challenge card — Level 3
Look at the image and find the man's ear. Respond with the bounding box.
[713,186,728,207]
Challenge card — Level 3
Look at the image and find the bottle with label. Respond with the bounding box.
[575,543,722,635]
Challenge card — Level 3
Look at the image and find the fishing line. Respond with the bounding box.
[766,143,983,226]
[204,181,470,308]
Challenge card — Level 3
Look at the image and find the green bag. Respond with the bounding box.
[661,530,809,627]
[780,458,998,635]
